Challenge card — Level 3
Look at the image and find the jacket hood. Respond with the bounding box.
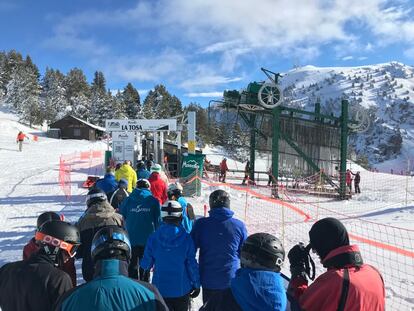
[118,164,132,175]
[149,172,161,181]
[129,188,152,202]
[104,173,115,180]
[231,268,287,311]
[155,223,187,248]
[87,200,115,215]
[322,244,363,269]
[209,207,234,221]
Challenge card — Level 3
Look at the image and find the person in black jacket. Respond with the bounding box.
[0,220,80,311]
[107,178,129,210]
[352,171,361,194]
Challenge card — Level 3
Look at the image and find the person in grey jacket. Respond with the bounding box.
[76,188,124,281]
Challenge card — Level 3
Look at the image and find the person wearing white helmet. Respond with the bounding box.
[141,200,200,311]
[149,164,168,204]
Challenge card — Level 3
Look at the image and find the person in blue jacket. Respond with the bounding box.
[167,182,195,233]
[137,160,151,180]
[119,179,161,281]
[94,167,118,195]
[191,189,248,304]
[200,232,287,311]
[141,200,201,311]
[55,226,168,311]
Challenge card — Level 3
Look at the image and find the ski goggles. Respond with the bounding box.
[35,232,79,258]
[91,231,131,255]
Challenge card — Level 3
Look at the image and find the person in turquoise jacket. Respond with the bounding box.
[119,179,161,281]
[136,160,151,180]
[141,200,201,311]
[54,226,168,311]
[167,182,195,233]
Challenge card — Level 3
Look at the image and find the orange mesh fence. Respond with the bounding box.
[185,172,414,310]
[58,150,105,200]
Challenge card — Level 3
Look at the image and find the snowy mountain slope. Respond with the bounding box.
[278,62,414,170]
[211,62,414,171]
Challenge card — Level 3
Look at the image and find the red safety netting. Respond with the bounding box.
[184,174,414,310]
[58,150,104,200]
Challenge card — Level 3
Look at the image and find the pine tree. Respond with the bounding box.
[41,68,68,124]
[5,55,41,126]
[143,84,183,119]
[65,68,91,118]
[122,83,141,118]
[90,71,108,126]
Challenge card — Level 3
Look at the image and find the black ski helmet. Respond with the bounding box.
[137,178,151,189]
[36,211,62,229]
[86,188,107,206]
[161,200,183,222]
[167,182,183,199]
[241,233,285,272]
[209,189,230,209]
[136,160,146,170]
[91,226,131,262]
[35,220,80,261]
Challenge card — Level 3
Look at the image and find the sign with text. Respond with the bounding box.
[106,119,177,132]
[112,132,135,164]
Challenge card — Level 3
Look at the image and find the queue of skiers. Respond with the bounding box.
[0,159,385,310]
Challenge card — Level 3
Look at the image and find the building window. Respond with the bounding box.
[74,128,81,137]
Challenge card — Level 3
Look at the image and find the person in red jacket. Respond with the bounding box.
[219,158,229,183]
[345,169,352,194]
[287,217,385,311]
[16,131,27,152]
[148,164,168,204]
[23,211,77,287]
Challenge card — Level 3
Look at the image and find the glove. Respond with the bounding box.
[190,287,200,298]
[288,243,308,278]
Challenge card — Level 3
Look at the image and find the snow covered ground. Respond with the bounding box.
[0,107,413,310]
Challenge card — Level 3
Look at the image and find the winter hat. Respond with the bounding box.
[118,178,128,189]
[151,163,162,173]
[309,217,350,260]
[209,189,230,209]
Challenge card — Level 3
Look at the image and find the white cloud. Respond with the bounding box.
[342,56,354,61]
[179,76,243,89]
[404,47,414,59]
[184,92,223,97]
[43,0,414,89]
[358,56,368,60]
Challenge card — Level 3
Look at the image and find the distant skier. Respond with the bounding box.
[219,158,229,183]
[55,226,168,311]
[201,233,287,311]
[345,169,352,194]
[16,131,27,152]
[287,217,385,310]
[0,221,80,311]
[352,171,361,194]
[242,160,250,185]
[22,211,77,287]
[191,190,247,304]
[141,200,201,310]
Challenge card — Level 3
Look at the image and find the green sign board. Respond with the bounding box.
[180,154,205,196]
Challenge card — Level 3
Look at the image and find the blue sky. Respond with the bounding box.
[1,0,414,106]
